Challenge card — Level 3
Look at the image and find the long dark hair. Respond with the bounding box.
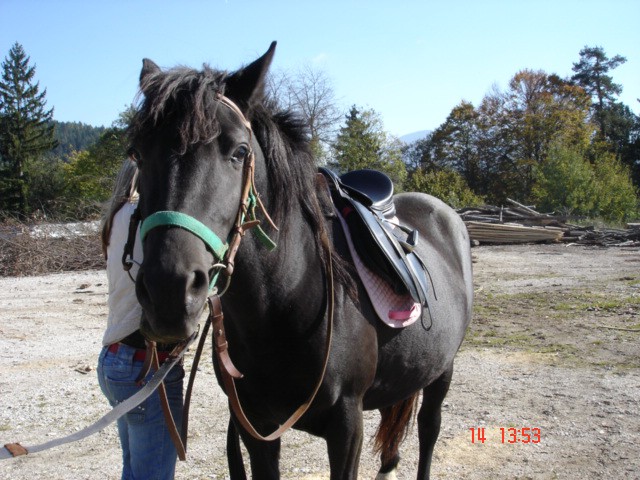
[100,158,138,259]
[127,64,353,289]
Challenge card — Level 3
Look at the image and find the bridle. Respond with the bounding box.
[133,93,278,294]
[130,93,335,443]
[1,93,335,462]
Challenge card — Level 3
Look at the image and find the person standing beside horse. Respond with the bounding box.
[97,158,185,480]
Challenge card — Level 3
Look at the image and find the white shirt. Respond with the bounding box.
[102,201,143,346]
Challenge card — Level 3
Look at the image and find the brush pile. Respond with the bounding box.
[0,221,104,277]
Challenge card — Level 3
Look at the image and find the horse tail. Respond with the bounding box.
[373,393,419,467]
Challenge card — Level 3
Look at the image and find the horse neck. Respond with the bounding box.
[226,205,327,330]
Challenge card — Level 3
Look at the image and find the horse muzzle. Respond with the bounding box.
[135,227,215,342]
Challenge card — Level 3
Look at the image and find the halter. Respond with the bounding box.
[129,93,332,446]
[137,93,278,293]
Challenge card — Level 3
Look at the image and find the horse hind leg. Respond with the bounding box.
[416,367,454,480]
[374,394,420,480]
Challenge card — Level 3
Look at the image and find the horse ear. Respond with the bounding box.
[225,41,277,110]
[140,58,160,85]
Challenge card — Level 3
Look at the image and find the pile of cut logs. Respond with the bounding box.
[457,199,640,247]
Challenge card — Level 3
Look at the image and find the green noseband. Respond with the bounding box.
[140,211,229,260]
[140,211,228,292]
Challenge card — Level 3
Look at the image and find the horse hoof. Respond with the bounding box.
[375,469,398,480]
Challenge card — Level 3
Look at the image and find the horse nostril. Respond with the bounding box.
[184,268,209,315]
[189,268,209,294]
[135,271,150,305]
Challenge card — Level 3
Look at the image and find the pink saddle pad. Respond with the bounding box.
[336,210,421,328]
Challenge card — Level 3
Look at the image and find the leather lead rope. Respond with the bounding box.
[210,252,334,442]
[1,336,196,460]
[149,344,187,461]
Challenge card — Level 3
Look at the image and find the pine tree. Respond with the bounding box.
[331,105,407,188]
[571,46,626,141]
[0,42,57,214]
[332,105,382,173]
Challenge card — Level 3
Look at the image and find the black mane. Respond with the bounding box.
[129,64,323,236]
[251,104,318,226]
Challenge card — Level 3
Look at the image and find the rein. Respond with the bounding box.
[210,248,334,441]
[140,94,335,442]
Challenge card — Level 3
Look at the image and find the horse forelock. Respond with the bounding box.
[130,65,227,154]
[129,64,347,284]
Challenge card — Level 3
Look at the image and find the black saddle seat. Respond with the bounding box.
[340,169,396,218]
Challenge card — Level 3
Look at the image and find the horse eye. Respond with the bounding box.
[127,147,142,165]
[231,145,250,163]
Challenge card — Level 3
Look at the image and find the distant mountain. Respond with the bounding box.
[52,121,106,158]
[399,130,430,144]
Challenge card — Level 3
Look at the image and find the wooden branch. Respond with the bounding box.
[506,198,542,217]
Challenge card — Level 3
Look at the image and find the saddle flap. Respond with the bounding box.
[346,199,428,305]
[319,168,429,306]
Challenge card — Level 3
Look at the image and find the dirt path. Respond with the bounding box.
[0,244,638,479]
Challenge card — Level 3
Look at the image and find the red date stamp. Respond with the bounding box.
[470,427,541,444]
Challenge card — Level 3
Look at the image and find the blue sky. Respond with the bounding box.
[1,0,638,138]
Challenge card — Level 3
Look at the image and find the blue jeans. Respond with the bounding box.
[98,344,185,480]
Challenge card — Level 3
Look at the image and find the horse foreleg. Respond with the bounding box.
[231,416,281,480]
[226,419,247,480]
[416,367,453,480]
[324,399,365,480]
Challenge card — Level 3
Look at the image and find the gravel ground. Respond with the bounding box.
[0,243,639,479]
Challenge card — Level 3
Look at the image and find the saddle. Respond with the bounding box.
[319,168,429,307]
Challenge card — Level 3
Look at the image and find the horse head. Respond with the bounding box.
[128,43,276,343]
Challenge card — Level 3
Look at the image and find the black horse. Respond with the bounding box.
[127,42,473,479]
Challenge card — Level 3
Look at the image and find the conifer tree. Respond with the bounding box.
[0,42,57,214]
[571,46,626,141]
[331,105,407,187]
[332,105,382,173]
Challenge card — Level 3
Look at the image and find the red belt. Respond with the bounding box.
[107,343,171,363]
